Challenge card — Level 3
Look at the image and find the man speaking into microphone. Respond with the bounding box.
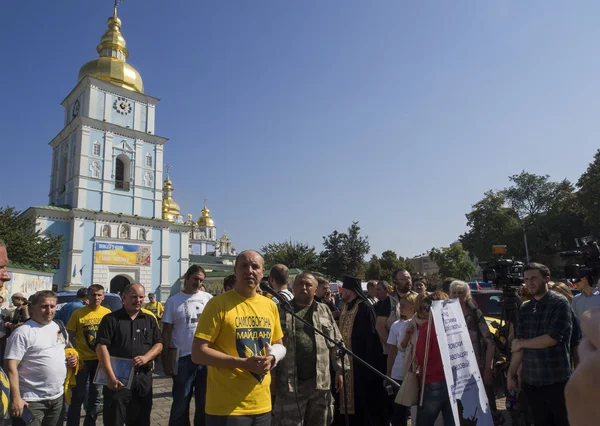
[192,250,285,426]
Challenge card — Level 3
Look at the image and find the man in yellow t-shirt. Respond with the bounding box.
[193,250,284,425]
[144,292,164,319]
[65,284,111,426]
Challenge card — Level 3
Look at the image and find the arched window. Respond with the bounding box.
[115,154,130,190]
[139,229,147,240]
[93,141,101,157]
[102,225,111,238]
[145,153,153,168]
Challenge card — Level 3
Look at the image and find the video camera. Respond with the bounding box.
[479,245,524,290]
[560,236,600,281]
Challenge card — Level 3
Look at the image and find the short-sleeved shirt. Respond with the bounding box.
[55,300,85,325]
[375,297,392,317]
[516,291,573,386]
[144,301,164,319]
[387,319,409,380]
[571,291,600,318]
[5,320,67,401]
[194,290,284,416]
[96,308,163,369]
[66,305,111,361]
[162,291,213,357]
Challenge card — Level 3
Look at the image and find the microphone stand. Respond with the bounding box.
[277,299,401,426]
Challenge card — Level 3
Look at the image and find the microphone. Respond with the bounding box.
[259,282,293,308]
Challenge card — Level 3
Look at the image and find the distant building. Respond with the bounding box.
[407,253,439,276]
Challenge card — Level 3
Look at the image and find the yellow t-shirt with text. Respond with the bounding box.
[66,305,111,361]
[194,290,283,416]
[144,301,164,319]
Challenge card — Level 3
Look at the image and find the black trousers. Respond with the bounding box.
[522,380,569,426]
[103,371,153,426]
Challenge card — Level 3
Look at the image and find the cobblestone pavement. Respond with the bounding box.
[73,363,509,425]
[81,367,191,426]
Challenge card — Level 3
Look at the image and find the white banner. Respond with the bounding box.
[431,299,493,426]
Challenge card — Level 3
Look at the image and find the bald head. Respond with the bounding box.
[234,250,264,296]
[235,250,264,267]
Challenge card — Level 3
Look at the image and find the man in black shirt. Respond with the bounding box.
[96,283,163,426]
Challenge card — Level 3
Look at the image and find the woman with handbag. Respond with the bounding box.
[386,293,417,426]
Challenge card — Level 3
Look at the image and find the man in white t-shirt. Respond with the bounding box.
[4,290,77,426]
[162,264,213,426]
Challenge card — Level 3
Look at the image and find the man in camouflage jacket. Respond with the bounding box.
[272,272,345,426]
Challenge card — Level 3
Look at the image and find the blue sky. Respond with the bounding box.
[1,1,599,259]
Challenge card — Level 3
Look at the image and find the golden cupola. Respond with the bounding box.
[197,200,215,227]
[78,6,144,93]
[162,177,181,222]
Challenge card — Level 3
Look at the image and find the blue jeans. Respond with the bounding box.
[66,360,102,426]
[169,355,207,426]
[416,381,455,426]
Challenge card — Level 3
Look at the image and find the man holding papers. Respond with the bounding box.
[96,283,163,426]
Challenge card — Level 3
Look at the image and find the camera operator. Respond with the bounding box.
[508,263,573,426]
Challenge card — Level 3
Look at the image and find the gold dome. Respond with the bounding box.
[162,177,181,222]
[197,199,215,227]
[78,10,144,93]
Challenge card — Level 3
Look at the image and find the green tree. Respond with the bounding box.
[459,191,523,261]
[260,241,321,271]
[423,272,442,290]
[321,222,370,280]
[429,243,476,281]
[503,171,563,224]
[364,250,413,282]
[502,172,585,262]
[364,255,382,281]
[577,149,600,234]
[0,207,63,270]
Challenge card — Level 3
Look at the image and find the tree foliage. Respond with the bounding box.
[577,149,600,234]
[502,171,564,225]
[460,171,587,269]
[365,250,413,282]
[429,243,476,281]
[260,241,321,272]
[0,207,63,270]
[459,191,523,261]
[321,222,370,280]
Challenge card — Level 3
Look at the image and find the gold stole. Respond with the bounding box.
[339,300,360,415]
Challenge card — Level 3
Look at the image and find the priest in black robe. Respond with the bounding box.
[336,275,388,426]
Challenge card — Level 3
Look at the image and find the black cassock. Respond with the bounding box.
[337,297,387,426]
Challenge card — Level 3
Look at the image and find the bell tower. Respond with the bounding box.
[48,5,166,218]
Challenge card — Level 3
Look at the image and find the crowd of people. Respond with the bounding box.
[0,239,599,426]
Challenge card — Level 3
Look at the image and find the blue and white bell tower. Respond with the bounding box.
[25,6,189,300]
